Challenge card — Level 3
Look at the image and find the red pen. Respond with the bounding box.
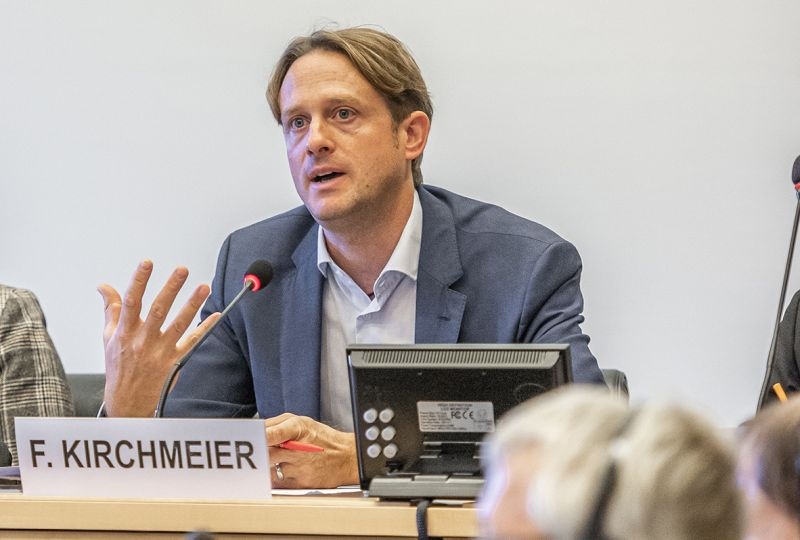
[277,440,325,453]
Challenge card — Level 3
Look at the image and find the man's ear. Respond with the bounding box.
[401,111,430,161]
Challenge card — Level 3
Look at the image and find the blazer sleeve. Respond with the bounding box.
[519,240,604,385]
[0,288,74,464]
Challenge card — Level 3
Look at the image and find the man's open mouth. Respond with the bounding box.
[313,172,343,182]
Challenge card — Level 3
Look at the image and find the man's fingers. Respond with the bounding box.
[264,412,297,428]
[97,284,122,342]
[142,266,190,338]
[166,283,212,346]
[174,310,220,356]
[118,260,154,332]
[264,414,309,446]
[97,284,122,322]
[193,310,221,337]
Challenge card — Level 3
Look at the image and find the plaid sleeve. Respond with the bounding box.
[0,286,75,464]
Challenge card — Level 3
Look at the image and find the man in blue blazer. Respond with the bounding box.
[99,27,603,488]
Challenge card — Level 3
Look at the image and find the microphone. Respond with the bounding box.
[757,156,800,410]
[154,260,273,418]
[794,156,800,197]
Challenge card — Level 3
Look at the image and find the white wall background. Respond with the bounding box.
[2,1,799,427]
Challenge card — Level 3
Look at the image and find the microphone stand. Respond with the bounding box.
[757,195,800,410]
[154,281,255,418]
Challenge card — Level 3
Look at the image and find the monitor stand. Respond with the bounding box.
[367,441,484,499]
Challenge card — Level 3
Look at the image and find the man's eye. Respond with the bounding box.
[290,117,305,129]
[336,109,352,120]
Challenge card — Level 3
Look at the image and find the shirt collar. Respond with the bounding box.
[317,189,422,281]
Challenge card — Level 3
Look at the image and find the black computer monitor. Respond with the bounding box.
[347,343,572,498]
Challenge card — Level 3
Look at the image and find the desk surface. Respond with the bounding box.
[0,492,478,539]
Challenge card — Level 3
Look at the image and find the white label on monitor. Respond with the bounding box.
[417,401,495,433]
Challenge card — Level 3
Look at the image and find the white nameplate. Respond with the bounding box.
[15,417,271,499]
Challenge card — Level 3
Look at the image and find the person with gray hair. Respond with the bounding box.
[478,386,742,540]
[738,396,800,539]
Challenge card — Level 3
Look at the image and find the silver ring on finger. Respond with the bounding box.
[274,462,285,481]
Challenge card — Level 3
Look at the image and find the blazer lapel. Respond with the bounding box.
[415,187,467,343]
[279,224,324,417]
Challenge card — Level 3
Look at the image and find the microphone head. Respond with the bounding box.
[793,155,800,187]
[243,260,273,292]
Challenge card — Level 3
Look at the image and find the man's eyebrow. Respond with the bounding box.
[326,96,360,108]
[280,106,302,122]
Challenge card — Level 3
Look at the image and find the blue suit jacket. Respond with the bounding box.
[168,185,604,417]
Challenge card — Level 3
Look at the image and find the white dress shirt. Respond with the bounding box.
[317,192,422,431]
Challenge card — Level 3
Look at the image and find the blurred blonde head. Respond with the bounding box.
[479,386,742,540]
[738,396,800,539]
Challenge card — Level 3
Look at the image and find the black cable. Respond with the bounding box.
[414,498,437,540]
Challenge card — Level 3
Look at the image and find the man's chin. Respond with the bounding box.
[308,204,352,228]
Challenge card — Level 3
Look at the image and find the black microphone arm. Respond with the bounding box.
[154,260,273,418]
[756,156,800,410]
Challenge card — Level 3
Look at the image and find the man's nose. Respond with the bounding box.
[306,119,333,155]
